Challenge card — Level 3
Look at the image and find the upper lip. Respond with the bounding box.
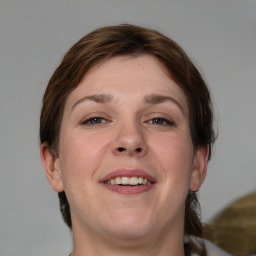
[99,168,157,183]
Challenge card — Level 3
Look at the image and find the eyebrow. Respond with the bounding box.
[144,94,185,115]
[71,94,114,111]
[71,93,185,115]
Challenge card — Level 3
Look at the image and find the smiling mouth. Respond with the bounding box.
[104,176,152,186]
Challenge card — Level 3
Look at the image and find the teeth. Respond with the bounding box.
[130,177,138,185]
[122,177,130,185]
[138,177,143,184]
[115,177,122,185]
[105,176,151,186]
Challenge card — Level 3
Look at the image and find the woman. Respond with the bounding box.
[40,24,227,256]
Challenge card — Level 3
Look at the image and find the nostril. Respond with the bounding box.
[117,147,125,152]
[116,147,142,153]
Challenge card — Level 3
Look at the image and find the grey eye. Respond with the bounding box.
[149,118,174,126]
[82,117,107,125]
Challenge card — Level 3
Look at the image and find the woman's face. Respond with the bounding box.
[42,55,208,244]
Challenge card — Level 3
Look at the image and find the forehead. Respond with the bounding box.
[65,54,188,113]
[79,54,172,90]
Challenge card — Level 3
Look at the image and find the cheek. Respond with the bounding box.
[148,133,194,224]
[58,130,111,183]
[152,132,194,183]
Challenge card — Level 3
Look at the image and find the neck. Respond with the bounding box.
[71,222,186,256]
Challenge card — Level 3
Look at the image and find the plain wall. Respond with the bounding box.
[0,1,255,255]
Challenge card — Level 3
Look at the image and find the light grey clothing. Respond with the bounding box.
[199,240,234,256]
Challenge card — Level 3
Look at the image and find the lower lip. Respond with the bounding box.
[102,184,154,194]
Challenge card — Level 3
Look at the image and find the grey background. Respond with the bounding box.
[0,1,255,255]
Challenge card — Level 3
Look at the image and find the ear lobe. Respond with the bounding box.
[40,143,64,192]
[190,145,209,192]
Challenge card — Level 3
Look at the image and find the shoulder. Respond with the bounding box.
[191,238,234,256]
[203,239,234,256]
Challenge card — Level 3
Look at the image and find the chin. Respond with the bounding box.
[107,224,153,241]
[104,210,154,240]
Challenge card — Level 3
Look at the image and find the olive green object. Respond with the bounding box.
[204,191,256,255]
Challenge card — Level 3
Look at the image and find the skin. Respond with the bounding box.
[41,55,209,256]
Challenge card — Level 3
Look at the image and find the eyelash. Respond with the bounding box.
[81,116,109,126]
[147,117,175,126]
[81,116,174,127]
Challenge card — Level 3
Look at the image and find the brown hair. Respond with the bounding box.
[40,24,215,255]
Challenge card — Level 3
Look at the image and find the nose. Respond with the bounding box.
[112,121,148,157]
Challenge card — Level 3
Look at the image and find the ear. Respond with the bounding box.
[190,145,209,192]
[40,143,64,192]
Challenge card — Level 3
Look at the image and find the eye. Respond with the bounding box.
[81,116,108,126]
[148,117,174,126]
